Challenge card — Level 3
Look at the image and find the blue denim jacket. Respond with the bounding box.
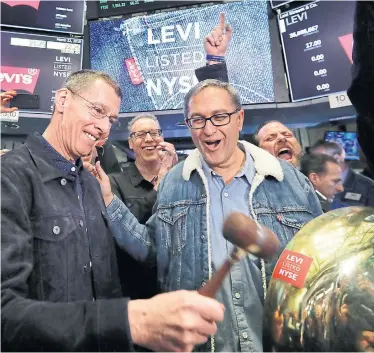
[107,141,322,351]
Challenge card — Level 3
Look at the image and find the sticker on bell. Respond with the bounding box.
[125,58,143,85]
[272,250,313,288]
[0,66,40,94]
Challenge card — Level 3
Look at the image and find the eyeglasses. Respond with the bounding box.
[185,109,240,129]
[130,129,163,140]
[67,88,121,130]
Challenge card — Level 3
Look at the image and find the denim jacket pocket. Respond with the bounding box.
[277,212,308,231]
[31,215,79,301]
[273,208,312,245]
[157,203,189,255]
[32,215,78,241]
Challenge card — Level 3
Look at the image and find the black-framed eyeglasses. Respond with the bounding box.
[185,109,240,129]
[67,88,121,131]
[130,129,163,140]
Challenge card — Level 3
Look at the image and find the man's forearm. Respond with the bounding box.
[107,195,156,265]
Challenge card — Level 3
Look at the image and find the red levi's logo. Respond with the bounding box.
[1,1,41,10]
[272,250,313,288]
[0,66,40,94]
[338,33,353,64]
[125,58,143,85]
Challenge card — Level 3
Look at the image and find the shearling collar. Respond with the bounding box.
[182,140,284,182]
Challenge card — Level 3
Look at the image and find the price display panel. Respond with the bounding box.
[278,1,354,101]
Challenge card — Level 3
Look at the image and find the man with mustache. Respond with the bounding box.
[1,70,224,352]
[195,14,303,168]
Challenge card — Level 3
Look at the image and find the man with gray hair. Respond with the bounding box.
[1,70,225,352]
[94,79,322,352]
[109,113,177,300]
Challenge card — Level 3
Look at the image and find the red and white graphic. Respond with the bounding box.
[273,250,313,288]
[338,33,353,64]
[0,66,40,94]
[125,58,143,85]
[0,1,40,10]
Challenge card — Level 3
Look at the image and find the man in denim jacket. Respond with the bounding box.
[97,80,322,352]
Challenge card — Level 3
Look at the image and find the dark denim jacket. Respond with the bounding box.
[1,133,132,352]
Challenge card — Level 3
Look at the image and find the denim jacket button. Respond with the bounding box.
[60,178,67,186]
[52,226,60,235]
[201,281,206,287]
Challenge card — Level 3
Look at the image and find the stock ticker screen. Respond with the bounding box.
[278,0,354,101]
[0,31,83,113]
[90,1,275,113]
[97,0,221,17]
[0,0,85,34]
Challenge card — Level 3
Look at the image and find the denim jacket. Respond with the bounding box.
[107,141,322,351]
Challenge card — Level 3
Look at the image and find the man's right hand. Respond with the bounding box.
[0,90,18,113]
[128,290,225,352]
[204,13,232,64]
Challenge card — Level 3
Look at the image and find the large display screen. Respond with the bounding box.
[98,0,220,18]
[1,31,83,113]
[0,0,85,34]
[324,131,359,161]
[90,1,274,113]
[278,1,354,101]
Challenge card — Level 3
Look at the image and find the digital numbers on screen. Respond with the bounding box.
[279,0,355,101]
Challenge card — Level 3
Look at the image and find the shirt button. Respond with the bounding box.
[60,178,67,186]
[71,167,76,172]
[79,220,84,227]
[242,332,248,339]
[235,292,241,299]
[53,226,60,235]
[224,192,229,198]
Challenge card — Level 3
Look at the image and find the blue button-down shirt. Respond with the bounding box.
[201,143,264,352]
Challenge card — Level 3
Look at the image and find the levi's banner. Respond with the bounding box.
[0,66,40,94]
[1,1,40,10]
[273,250,313,288]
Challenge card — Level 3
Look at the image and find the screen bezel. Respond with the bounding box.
[0,0,86,35]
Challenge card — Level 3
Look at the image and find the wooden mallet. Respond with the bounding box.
[198,212,280,298]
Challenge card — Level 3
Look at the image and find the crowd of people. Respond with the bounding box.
[1,3,374,352]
